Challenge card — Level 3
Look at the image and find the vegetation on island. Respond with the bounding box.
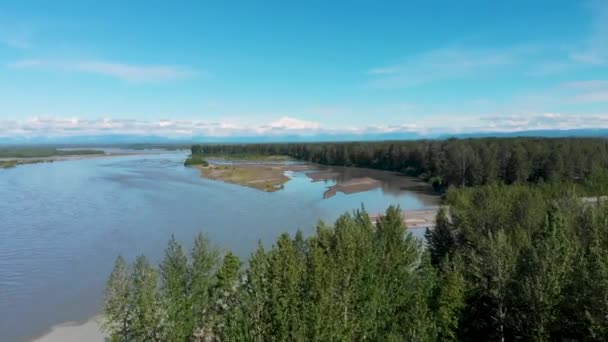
[105,181,608,341]
[184,155,209,167]
[0,147,104,158]
[184,151,298,192]
[205,154,292,161]
[197,164,289,192]
[0,147,105,169]
[0,159,50,169]
[190,138,608,193]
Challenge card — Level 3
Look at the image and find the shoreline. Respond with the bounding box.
[369,207,440,229]
[0,149,185,169]
[31,315,106,342]
[194,162,312,192]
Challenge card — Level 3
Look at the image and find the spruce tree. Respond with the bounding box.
[103,255,132,341]
[268,233,306,341]
[433,255,466,341]
[213,252,242,339]
[515,211,577,340]
[190,233,219,340]
[160,235,191,341]
[242,242,271,341]
[426,207,456,265]
[131,255,162,342]
[465,230,519,342]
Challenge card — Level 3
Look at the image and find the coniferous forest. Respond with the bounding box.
[191,138,608,192]
[104,138,608,341]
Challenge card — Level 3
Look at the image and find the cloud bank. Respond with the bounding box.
[2,114,608,139]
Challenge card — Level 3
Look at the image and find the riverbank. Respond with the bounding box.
[196,163,311,191]
[322,177,381,198]
[32,316,106,342]
[369,208,440,229]
[0,159,51,168]
[0,152,123,169]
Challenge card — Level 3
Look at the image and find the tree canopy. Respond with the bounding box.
[191,138,608,192]
[105,182,608,341]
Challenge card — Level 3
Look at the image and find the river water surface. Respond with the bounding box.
[0,151,438,341]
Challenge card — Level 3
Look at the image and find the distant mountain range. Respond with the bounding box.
[1,129,608,145]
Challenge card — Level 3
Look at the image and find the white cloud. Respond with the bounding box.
[9,59,196,83]
[367,46,525,88]
[477,113,608,131]
[561,80,608,103]
[0,116,326,138]
[266,116,322,130]
[3,113,608,139]
[571,92,608,103]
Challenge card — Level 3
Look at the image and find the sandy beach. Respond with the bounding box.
[322,177,381,198]
[195,162,313,192]
[32,316,106,342]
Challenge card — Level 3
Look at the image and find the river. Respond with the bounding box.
[0,150,438,341]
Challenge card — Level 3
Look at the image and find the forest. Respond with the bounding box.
[104,183,608,341]
[103,138,608,341]
[191,138,608,192]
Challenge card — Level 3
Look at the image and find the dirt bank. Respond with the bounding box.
[196,163,312,192]
[322,177,381,198]
[369,208,440,229]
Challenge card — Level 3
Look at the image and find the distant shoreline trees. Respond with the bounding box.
[184,155,209,167]
[191,138,608,193]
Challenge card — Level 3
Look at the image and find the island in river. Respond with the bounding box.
[188,156,440,228]
[194,162,311,191]
[0,147,110,168]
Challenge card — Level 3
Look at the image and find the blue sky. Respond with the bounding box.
[1,0,607,138]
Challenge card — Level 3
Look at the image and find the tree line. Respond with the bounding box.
[104,182,608,341]
[191,138,608,192]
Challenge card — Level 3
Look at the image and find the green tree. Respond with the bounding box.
[240,242,271,341]
[190,233,220,340]
[433,256,466,341]
[103,255,132,341]
[464,230,519,342]
[515,211,577,340]
[267,233,306,341]
[581,205,608,340]
[160,235,192,341]
[426,207,457,265]
[214,252,242,339]
[131,255,163,342]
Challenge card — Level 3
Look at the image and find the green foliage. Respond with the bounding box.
[160,235,192,341]
[0,147,104,158]
[190,138,608,193]
[130,255,162,341]
[104,207,444,341]
[190,234,219,337]
[426,207,457,265]
[102,255,132,341]
[514,210,577,340]
[433,256,466,341]
[183,154,209,166]
[104,186,608,341]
